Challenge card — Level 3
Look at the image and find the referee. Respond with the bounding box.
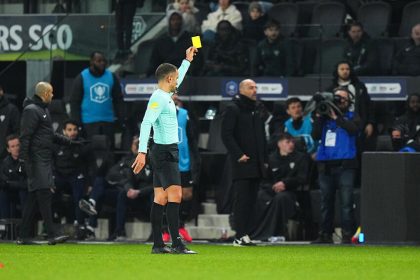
[132,46,197,254]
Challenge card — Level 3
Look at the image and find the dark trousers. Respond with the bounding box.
[251,188,296,240]
[115,0,137,51]
[19,189,55,239]
[232,178,260,238]
[318,166,356,235]
[54,173,85,224]
[88,177,151,232]
[83,122,115,148]
[0,189,27,219]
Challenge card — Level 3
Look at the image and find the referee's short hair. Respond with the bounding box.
[155,63,177,81]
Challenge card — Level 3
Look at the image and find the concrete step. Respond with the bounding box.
[186,226,235,240]
[125,220,151,240]
[201,202,217,214]
[197,214,230,228]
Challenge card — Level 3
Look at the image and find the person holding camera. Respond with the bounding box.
[311,87,361,244]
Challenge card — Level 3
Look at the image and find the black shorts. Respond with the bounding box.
[150,143,181,189]
[180,171,193,188]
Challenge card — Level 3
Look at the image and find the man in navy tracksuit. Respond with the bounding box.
[312,87,361,244]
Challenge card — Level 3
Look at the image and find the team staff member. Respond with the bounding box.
[221,79,267,246]
[132,47,198,254]
[18,82,78,245]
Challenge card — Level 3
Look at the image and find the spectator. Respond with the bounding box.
[148,10,202,76]
[252,132,309,241]
[203,20,249,76]
[242,1,267,42]
[343,21,378,76]
[327,61,374,143]
[201,0,242,43]
[254,20,294,77]
[312,87,361,244]
[70,51,124,149]
[393,94,420,140]
[0,85,20,160]
[114,0,144,61]
[394,23,420,76]
[167,0,200,34]
[283,97,316,155]
[0,135,27,220]
[79,136,153,241]
[52,119,90,231]
[390,123,410,151]
[221,79,267,246]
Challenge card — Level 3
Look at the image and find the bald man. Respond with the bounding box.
[221,79,267,246]
[18,82,76,245]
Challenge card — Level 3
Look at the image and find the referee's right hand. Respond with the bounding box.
[132,153,146,174]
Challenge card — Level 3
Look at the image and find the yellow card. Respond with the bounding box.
[191,36,202,48]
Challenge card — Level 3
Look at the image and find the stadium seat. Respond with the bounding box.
[357,1,391,37]
[49,99,69,132]
[299,38,318,75]
[133,40,155,77]
[376,135,393,152]
[307,2,346,38]
[232,1,249,22]
[312,38,347,75]
[194,2,211,25]
[398,1,420,37]
[373,38,395,75]
[267,3,299,37]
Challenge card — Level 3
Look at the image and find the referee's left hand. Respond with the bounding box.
[132,153,146,174]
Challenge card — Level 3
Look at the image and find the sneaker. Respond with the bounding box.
[162,231,171,243]
[84,227,96,241]
[311,233,333,244]
[108,230,127,242]
[79,199,97,216]
[48,235,69,245]
[233,235,256,246]
[171,244,197,254]
[179,227,193,243]
[151,245,172,254]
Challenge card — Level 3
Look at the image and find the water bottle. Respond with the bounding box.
[358,232,365,243]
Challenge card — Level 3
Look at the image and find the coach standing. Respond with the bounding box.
[18,82,74,245]
[221,79,267,246]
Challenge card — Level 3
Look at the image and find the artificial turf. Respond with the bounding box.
[0,243,419,280]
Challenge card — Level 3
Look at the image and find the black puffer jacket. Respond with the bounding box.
[221,94,267,179]
[20,95,72,191]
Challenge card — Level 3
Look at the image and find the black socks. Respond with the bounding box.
[166,202,182,247]
[150,202,164,247]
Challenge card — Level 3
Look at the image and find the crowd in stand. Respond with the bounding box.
[0,0,420,243]
[137,0,420,77]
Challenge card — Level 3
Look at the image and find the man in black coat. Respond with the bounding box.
[0,85,20,160]
[18,82,77,245]
[221,79,267,246]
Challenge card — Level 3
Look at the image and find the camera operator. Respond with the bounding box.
[311,87,361,244]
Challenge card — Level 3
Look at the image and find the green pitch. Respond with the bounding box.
[0,243,419,279]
